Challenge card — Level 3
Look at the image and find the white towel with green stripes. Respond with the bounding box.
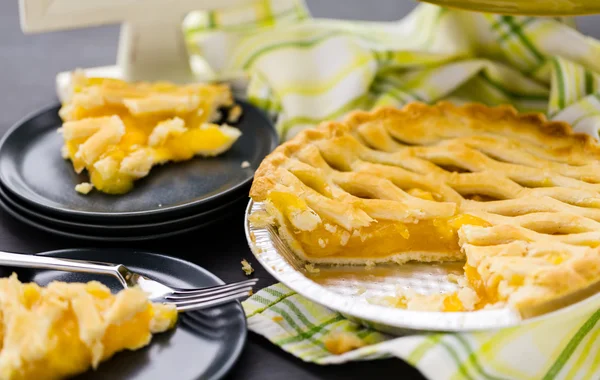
[184,1,600,379]
[243,283,600,380]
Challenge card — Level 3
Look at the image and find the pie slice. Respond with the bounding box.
[58,71,243,195]
[250,102,600,312]
[0,273,177,379]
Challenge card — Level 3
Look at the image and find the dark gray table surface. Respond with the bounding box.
[1,1,600,380]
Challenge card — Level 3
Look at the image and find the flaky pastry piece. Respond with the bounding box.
[58,71,242,195]
[0,274,177,379]
[250,101,600,312]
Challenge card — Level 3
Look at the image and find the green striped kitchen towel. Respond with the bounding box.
[184,1,600,379]
[184,0,600,140]
[242,283,600,380]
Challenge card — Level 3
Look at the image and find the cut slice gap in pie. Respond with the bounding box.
[58,70,243,195]
[250,101,600,313]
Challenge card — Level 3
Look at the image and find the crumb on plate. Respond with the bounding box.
[447,273,462,284]
[75,182,93,194]
[241,259,254,275]
[241,161,251,169]
[249,211,274,228]
[209,109,223,123]
[304,264,320,274]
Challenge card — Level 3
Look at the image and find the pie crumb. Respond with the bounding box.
[355,286,366,296]
[228,105,243,123]
[366,295,405,308]
[304,264,320,274]
[324,223,337,233]
[75,182,93,195]
[241,259,254,275]
[447,274,462,284]
[395,289,445,311]
[241,161,251,169]
[272,316,284,322]
[457,287,478,311]
[340,231,350,246]
[323,331,365,355]
[249,211,274,228]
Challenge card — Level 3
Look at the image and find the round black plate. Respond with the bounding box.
[0,182,248,234]
[0,191,243,241]
[0,248,246,380]
[0,100,276,219]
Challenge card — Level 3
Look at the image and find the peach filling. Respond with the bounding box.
[61,77,239,195]
[442,253,570,312]
[267,191,490,260]
[64,103,231,194]
[439,265,501,312]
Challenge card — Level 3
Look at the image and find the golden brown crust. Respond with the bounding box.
[250,121,350,200]
[251,101,600,200]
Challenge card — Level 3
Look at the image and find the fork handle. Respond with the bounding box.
[0,250,121,278]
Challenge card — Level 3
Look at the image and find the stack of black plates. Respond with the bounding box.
[0,101,277,241]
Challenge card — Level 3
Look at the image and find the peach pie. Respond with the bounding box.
[58,71,243,195]
[250,102,600,312]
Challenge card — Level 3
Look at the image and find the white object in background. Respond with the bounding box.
[18,0,255,99]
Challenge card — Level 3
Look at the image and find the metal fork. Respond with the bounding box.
[0,251,257,312]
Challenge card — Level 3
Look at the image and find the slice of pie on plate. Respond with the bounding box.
[58,71,243,195]
[249,102,600,313]
[0,273,177,379]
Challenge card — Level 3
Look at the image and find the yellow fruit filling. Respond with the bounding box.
[442,293,466,312]
[0,274,177,380]
[266,191,490,261]
[461,264,500,310]
[59,74,242,194]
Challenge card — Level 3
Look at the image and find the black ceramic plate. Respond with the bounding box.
[0,182,248,234]
[0,248,246,380]
[0,191,243,241]
[0,100,277,220]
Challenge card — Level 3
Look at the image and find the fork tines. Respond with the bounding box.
[168,279,258,312]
